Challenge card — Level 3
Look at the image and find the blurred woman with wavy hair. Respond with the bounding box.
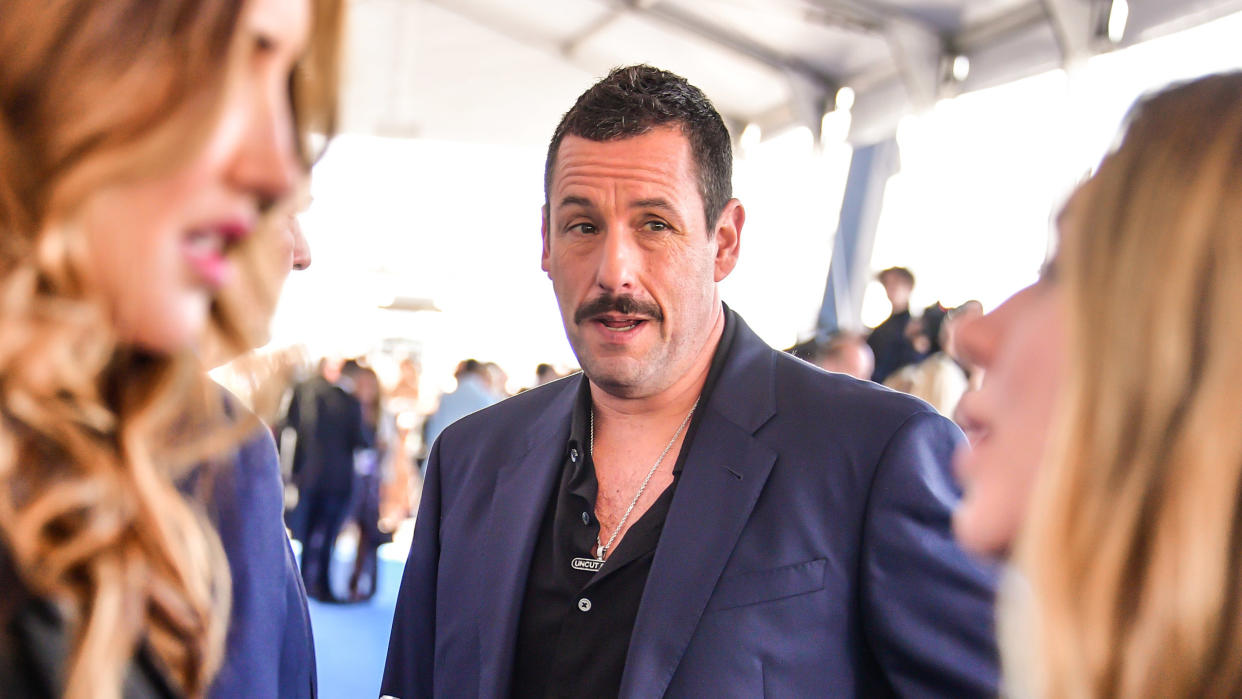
[953,71,1242,697]
[0,0,341,697]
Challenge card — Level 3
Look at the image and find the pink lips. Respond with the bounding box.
[183,218,253,290]
[599,316,642,328]
[596,314,645,330]
[588,314,650,344]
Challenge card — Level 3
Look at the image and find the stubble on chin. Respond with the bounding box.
[574,349,641,397]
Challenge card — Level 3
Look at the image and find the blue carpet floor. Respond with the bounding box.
[306,543,407,699]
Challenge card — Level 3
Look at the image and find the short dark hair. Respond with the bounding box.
[544,64,733,231]
[877,266,915,288]
[455,358,483,379]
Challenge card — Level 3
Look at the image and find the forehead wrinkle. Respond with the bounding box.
[555,168,693,213]
[554,160,685,188]
[555,182,691,223]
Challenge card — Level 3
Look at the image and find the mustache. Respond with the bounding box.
[573,294,663,325]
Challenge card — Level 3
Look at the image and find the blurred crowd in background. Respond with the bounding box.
[213,260,988,603]
[213,347,572,601]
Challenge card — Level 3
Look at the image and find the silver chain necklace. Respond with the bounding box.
[589,397,699,561]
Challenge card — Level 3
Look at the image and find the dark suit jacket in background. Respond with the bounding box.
[382,312,999,697]
[285,378,370,497]
[867,309,923,384]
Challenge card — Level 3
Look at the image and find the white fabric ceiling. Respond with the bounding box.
[340,0,1242,146]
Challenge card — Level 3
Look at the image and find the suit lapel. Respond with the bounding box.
[620,321,779,698]
[476,376,579,698]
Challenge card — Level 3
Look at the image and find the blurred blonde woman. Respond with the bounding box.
[0,0,340,697]
[953,71,1242,697]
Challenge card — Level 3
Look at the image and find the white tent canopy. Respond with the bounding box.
[269,1,1242,391]
[342,0,1242,147]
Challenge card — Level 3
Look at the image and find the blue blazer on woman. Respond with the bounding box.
[207,420,317,699]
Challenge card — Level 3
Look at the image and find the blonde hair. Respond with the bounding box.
[0,1,341,697]
[1006,72,1242,697]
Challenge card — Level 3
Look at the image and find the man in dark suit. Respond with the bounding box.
[867,266,924,383]
[382,65,998,697]
[285,359,371,602]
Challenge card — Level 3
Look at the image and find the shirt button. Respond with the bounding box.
[581,511,591,525]
[570,448,579,463]
[577,598,592,613]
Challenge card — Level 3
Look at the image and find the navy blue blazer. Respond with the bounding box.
[208,423,317,699]
[382,314,998,697]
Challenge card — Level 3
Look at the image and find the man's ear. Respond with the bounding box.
[541,204,551,275]
[713,199,743,282]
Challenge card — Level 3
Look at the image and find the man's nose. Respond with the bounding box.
[594,229,638,293]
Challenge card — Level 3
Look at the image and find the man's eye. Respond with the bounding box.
[645,221,668,232]
[570,223,597,235]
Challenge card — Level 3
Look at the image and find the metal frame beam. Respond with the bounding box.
[422,0,825,138]
[419,0,608,78]
[804,0,947,110]
[1041,0,1098,66]
[620,0,840,95]
[560,10,625,57]
[956,1,1048,52]
[819,137,901,333]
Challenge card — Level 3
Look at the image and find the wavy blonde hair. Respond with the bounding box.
[0,1,341,697]
[1005,72,1242,698]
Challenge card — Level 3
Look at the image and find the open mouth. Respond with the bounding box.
[592,313,651,335]
[601,317,640,332]
[183,222,251,289]
[185,229,231,256]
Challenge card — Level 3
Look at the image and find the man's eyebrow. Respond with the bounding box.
[556,195,594,210]
[632,197,676,212]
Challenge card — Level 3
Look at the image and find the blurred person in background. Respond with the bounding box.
[388,356,422,410]
[811,331,875,380]
[908,302,948,357]
[0,0,340,696]
[421,358,498,453]
[484,361,511,400]
[886,300,982,418]
[953,72,1242,697]
[341,359,391,602]
[280,356,334,530]
[535,362,561,386]
[283,355,371,603]
[866,266,923,382]
[380,356,422,527]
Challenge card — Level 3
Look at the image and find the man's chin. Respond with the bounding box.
[576,356,653,398]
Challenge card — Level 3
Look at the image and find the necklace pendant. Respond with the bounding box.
[588,396,699,575]
[570,556,604,572]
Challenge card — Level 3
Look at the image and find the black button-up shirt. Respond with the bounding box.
[510,307,738,698]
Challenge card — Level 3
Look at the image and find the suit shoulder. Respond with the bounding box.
[771,349,940,428]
